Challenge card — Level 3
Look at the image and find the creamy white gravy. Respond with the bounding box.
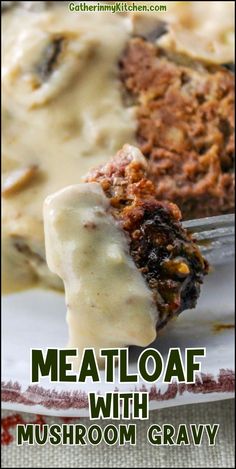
[2,3,136,292]
[2,1,234,293]
[131,1,235,64]
[44,182,157,365]
[2,2,233,366]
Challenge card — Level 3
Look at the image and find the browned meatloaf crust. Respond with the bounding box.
[86,145,208,329]
[119,38,235,220]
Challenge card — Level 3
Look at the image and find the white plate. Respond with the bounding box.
[2,261,235,417]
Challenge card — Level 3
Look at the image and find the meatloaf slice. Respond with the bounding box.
[119,38,235,220]
[86,144,208,329]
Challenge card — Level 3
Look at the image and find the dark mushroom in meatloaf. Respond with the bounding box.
[86,144,209,329]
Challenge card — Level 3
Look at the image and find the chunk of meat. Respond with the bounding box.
[119,38,235,219]
[86,144,209,329]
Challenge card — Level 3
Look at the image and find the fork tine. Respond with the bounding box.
[183,214,235,265]
[183,214,235,232]
[193,227,234,242]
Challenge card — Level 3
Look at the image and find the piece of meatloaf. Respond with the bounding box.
[119,38,235,219]
[86,144,208,330]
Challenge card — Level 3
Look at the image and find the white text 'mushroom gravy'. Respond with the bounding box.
[44,183,157,366]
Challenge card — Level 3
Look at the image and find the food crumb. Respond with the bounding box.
[213,323,235,333]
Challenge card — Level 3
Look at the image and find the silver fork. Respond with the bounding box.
[183,214,235,265]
